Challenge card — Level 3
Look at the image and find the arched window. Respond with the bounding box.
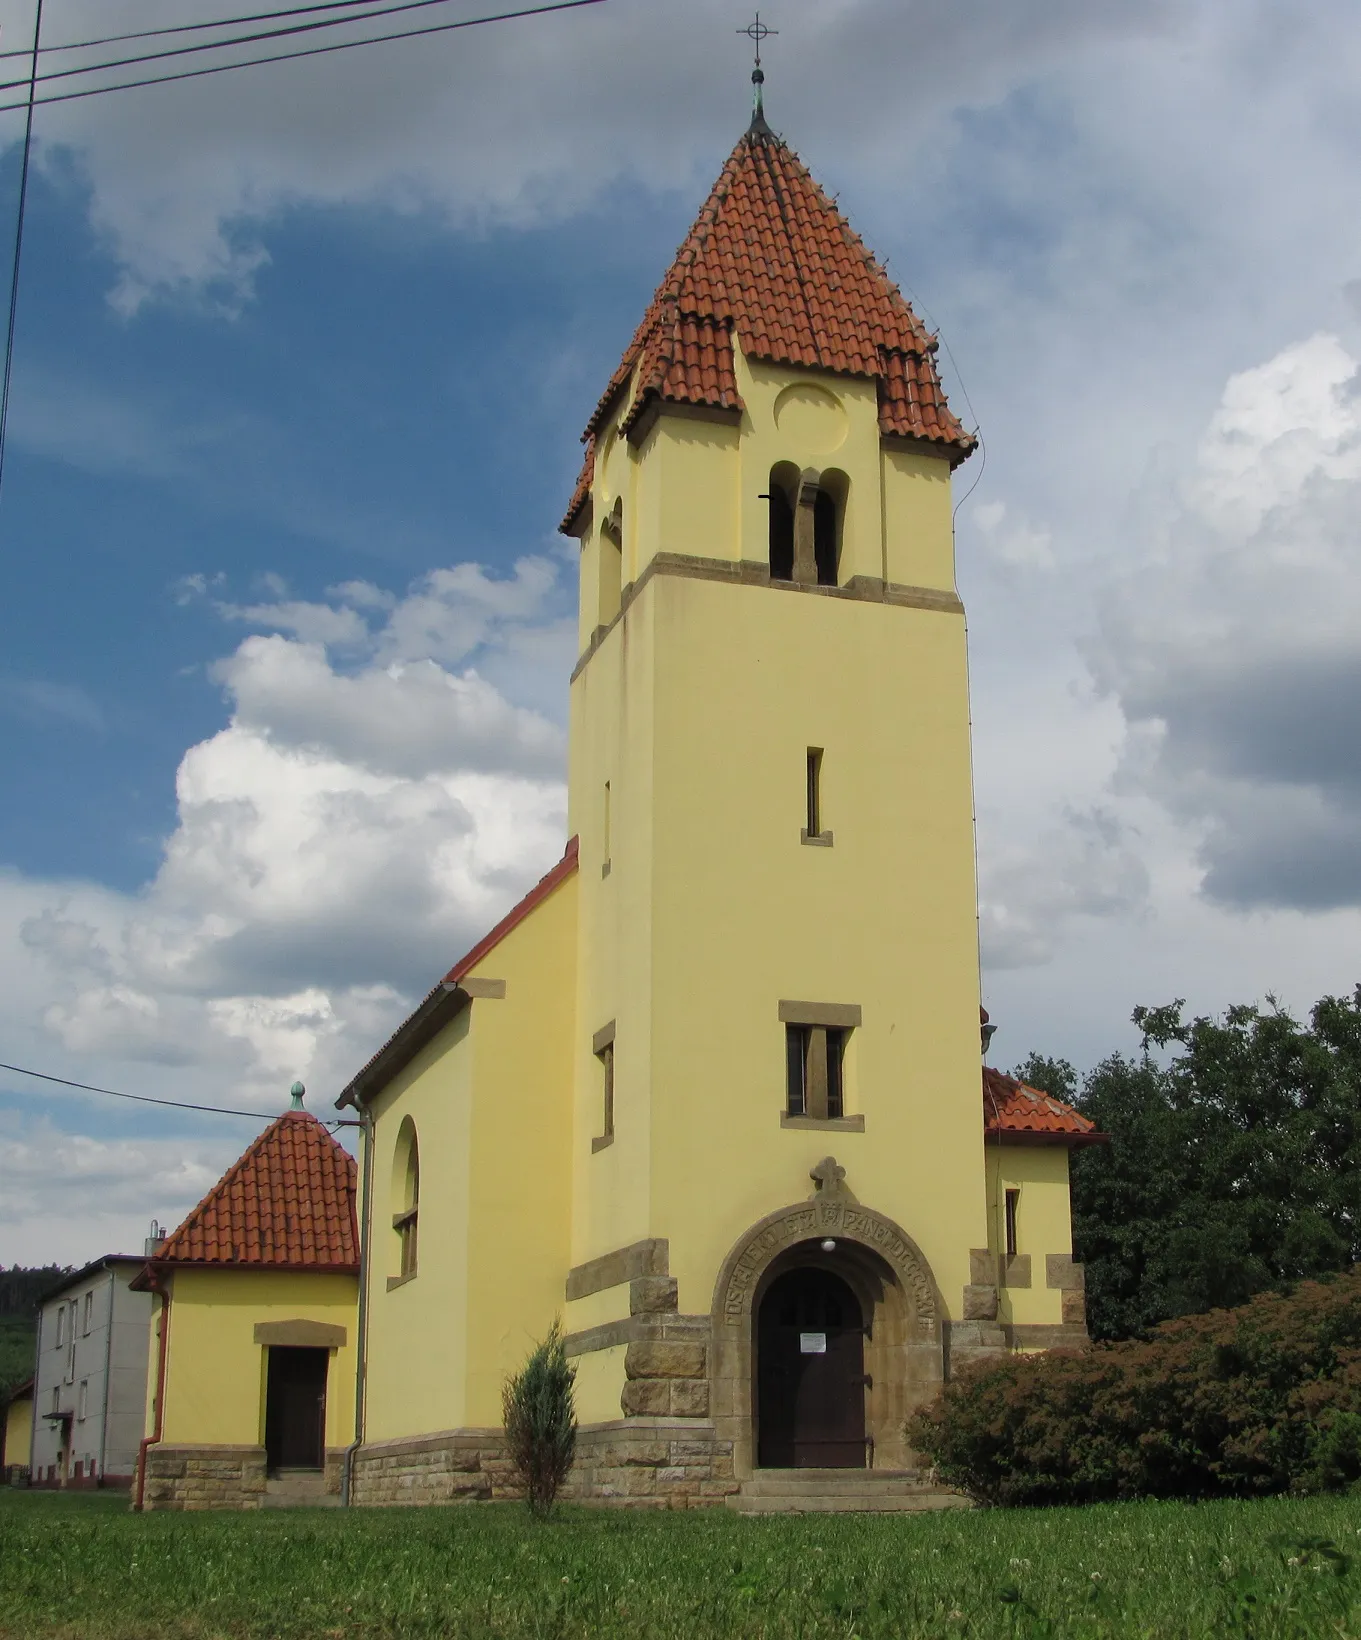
[767,463,798,581]
[391,1118,419,1282]
[598,498,623,626]
[814,469,848,587]
[768,464,845,587]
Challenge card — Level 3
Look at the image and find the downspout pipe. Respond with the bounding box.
[133,1272,169,1513]
[341,1101,374,1507]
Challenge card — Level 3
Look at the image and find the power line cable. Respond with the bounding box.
[0,0,520,98]
[0,0,606,510]
[0,0,420,61]
[0,0,40,510]
[0,0,606,113]
[0,1059,277,1121]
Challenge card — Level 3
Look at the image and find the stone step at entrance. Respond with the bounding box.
[727,1468,970,1515]
[262,1468,341,1509]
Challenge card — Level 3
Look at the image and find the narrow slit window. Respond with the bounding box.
[82,1292,92,1336]
[602,780,611,874]
[600,1042,615,1140]
[806,748,822,836]
[1004,1188,1020,1258]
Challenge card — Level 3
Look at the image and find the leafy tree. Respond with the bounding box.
[502,1322,577,1519]
[1015,988,1361,1340]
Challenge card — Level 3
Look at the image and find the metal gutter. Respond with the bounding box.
[133,1274,169,1512]
[341,1102,374,1507]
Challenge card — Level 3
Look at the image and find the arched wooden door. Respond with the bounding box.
[756,1267,866,1468]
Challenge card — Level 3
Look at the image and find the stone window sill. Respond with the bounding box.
[591,1133,615,1153]
[780,1113,865,1131]
[800,829,834,847]
[385,1270,417,1292]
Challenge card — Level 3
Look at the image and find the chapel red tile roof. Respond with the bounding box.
[983,1067,1109,1147]
[562,119,975,532]
[151,1109,359,1271]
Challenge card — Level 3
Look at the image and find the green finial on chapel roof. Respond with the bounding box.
[289,1081,305,1111]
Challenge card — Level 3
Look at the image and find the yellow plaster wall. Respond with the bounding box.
[161,1269,357,1448]
[363,1008,474,1441]
[882,444,956,591]
[646,573,986,1317]
[568,591,658,1268]
[566,349,989,1326]
[632,413,741,573]
[362,869,578,1440]
[573,1344,627,1425]
[986,1145,1074,1326]
[461,873,578,1426]
[3,1392,32,1470]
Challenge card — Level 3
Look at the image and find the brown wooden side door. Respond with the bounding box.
[264,1346,328,1471]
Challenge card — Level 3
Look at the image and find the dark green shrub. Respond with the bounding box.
[910,1270,1361,1505]
[502,1322,577,1519]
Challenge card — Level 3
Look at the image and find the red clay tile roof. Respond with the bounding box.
[445,835,579,984]
[983,1067,1109,1147]
[153,1110,359,1271]
[561,122,974,532]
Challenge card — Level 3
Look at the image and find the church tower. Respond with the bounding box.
[341,100,1097,1510]
[561,111,1004,1471]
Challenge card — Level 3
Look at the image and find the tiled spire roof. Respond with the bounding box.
[562,122,975,531]
[154,1109,359,1271]
[983,1067,1110,1147]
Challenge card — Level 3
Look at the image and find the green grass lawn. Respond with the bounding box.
[4,1486,1361,1638]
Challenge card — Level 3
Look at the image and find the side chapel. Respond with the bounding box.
[339,99,1104,1508]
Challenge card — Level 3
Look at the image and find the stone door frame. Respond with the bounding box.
[708,1175,945,1477]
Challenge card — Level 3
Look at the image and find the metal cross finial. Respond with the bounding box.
[738,13,777,125]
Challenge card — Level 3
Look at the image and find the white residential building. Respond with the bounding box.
[30,1256,153,1489]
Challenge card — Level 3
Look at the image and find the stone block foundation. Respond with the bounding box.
[349,1418,737,1510]
[141,1445,344,1510]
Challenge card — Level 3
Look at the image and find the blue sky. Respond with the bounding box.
[6,0,1361,1262]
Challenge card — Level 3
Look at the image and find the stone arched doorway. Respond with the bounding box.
[710,1158,944,1476]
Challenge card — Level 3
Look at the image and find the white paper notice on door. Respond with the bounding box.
[799,1332,827,1354]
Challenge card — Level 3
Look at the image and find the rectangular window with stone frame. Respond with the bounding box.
[779,1001,860,1122]
[1005,1187,1020,1258]
[592,1020,616,1151]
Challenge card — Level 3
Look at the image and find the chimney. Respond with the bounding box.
[144,1219,166,1257]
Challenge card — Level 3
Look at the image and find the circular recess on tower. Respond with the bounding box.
[773,383,848,455]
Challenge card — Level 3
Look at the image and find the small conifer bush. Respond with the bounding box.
[502,1321,577,1519]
